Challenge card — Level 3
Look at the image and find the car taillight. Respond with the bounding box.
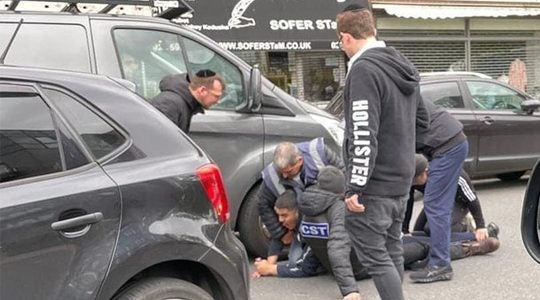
[196,163,230,223]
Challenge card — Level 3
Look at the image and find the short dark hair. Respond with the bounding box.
[275,190,297,210]
[336,8,375,40]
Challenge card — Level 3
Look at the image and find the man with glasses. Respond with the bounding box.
[336,1,429,299]
[258,139,344,268]
[151,69,225,133]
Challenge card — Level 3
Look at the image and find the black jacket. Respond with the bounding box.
[416,100,465,159]
[258,146,344,257]
[413,170,485,232]
[343,46,429,197]
[299,186,362,297]
[151,73,203,133]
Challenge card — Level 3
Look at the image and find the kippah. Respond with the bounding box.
[196,69,216,78]
[342,0,371,12]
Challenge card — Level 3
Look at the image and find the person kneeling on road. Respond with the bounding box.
[407,154,500,249]
[299,166,363,300]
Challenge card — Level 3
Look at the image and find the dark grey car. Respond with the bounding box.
[0,66,250,300]
[326,73,540,180]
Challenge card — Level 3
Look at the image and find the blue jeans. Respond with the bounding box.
[424,140,468,267]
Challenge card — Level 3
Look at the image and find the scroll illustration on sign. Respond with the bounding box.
[228,0,256,28]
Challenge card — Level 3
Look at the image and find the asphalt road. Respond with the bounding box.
[250,177,539,300]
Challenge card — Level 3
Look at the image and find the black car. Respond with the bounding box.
[325,72,540,180]
[0,66,250,300]
[521,159,540,264]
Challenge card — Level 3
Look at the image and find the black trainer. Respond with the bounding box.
[487,222,500,239]
[407,258,428,271]
[409,265,453,283]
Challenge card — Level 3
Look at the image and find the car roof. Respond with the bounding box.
[420,72,492,82]
[0,9,171,24]
[0,0,192,21]
[0,65,122,91]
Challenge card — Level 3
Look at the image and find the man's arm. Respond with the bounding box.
[276,248,321,278]
[257,184,286,241]
[457,173,486,229]
[326,202,360,296]
[151,94,185,131]
[415,92,430,133]
[344,63,381,196]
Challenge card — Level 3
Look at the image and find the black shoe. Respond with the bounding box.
[487,222,500,239]
[410,265,453,283]
[407,258,428,271]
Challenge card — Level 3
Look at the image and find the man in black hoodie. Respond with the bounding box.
[300,166,364,300]
[151,69,225,133]
[336,2,429,300]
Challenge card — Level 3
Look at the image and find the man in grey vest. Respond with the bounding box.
[258,138,344,266]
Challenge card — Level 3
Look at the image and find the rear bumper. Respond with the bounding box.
[202,224,250,300]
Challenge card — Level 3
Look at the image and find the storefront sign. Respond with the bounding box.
[175,0,357,50]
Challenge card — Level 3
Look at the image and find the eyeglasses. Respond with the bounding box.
[205,87,222,99]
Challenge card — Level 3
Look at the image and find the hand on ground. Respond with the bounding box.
[343,292,362,300]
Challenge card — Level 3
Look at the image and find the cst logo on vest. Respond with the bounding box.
[300,221,329,239]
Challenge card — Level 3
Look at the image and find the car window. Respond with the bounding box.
[420,82,464,109]
[2,24,90,72]
[182,37,244,110]
[466,81,525,110]
[113,29,188,99]
[43,88,126,160]
[0,92,62,182]
[0,23,17,55]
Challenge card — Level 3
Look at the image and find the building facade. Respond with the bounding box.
[181,0,540,104]
[9,0,540,103]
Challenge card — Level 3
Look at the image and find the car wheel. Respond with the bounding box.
[238,183,271,258]
[496,171,526,181]
[114,277,212,300]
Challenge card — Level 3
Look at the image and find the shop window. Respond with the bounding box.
[267,52,290,93]
[302,53,342,103]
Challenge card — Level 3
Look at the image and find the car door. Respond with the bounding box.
[90,19,264,224]
[0,82,121,300]
[419,80,479,173]
[464,80,540,175]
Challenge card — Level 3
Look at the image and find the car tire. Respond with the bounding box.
[497,171,526,181]
[114,277,212,300]
[238,183,270,258]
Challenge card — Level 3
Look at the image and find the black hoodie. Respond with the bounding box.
[299,186,365,296]
[151,73,204,133]
[343,46,429,197]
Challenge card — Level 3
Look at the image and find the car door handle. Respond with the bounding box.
[51,212,103,231]
[482,116,495,125]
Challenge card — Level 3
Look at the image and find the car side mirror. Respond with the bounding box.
[237,65,262,113]
[521,99,540,115]
[521,160,540,264]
